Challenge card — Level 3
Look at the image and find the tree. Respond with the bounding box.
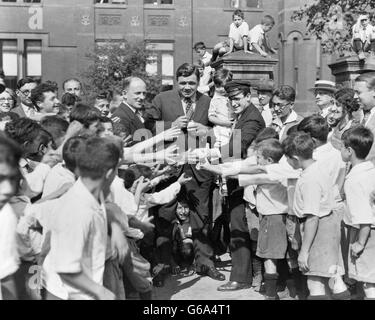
[81,39,162,105]
[291,0,375,56]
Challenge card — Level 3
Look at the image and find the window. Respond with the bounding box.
[1,0,41,3]
[144,0,173,5]
[146,42,174,85]
[95,0,127,4]
[0,39,42,88]
[227,0,261,9]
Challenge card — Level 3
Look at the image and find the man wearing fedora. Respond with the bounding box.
[309,80,337,118]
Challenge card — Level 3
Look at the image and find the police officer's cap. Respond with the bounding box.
[224,80,252,98]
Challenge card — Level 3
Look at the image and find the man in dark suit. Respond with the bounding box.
[11,78,38,118]
[111,77,147,139]
[144,63,225,286]
[216,80,265,291]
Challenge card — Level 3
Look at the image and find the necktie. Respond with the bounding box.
[184,98,194,121]
[135,110,144,123]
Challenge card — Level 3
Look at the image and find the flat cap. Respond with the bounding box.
[254,80,275,93]
[224,80,252,98]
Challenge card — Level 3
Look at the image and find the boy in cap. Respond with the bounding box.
[308,80,337,118]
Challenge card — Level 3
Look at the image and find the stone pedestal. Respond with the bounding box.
[329,53,375,88]
[211,50,278,86]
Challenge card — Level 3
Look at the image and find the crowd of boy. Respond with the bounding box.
[1,9,375,301]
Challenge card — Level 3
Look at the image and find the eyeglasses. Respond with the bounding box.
[19,90,31,96]
[271,102,291,109]
[0,98,14,103]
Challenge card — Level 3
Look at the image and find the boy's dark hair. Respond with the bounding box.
[254,127,279,144]
[76,137,120,180]
[30,83,56,106]
[45,80,58,93]
[113,122,128,137]
[176,63,200,82]
[16,77,38,90]
[57,104,70,116]
[256,139,284,163]
[261,15,275,26]
[355,72,375,90]
[193,42,206,51]
[0,132,22,167]
[62,136,88,173]
[61,92,78,107]
[0,112,19,122]
[297,115,329,143]
[233,9,244,20]
[5,118,52,148]
[282,132,314,160]
[272,85,296,103]
[335,88,360,114]
[213,68,233,87]
[99,116,113,124]
[69,103,101,128]
[286,124,299,136]
[118,168,136,189]
[40,116,69,145]
[342,126,374,160]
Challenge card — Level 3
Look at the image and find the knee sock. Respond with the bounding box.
[307,295,330,300]
[264,273,279,298]
[276,259,288,291]
[291,268,308,299]
[353,39,363,54]
[251,256,263,289]
[371,40,375,54]
[332,290,351,300]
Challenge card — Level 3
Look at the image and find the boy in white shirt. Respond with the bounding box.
[211,9,249,63]
[341,126,375,299]
[352,14,375,61]
[248,15,277,58]
[43,137,120,300]
[194,42,212,67]
[0,134,22,300]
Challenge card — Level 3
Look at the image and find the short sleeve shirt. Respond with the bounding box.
[229,22,250,46]
[248,24,265,50]
[293,161,335,218]
[344,161,375,228]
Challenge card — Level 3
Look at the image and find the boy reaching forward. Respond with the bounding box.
[43,137,121,300]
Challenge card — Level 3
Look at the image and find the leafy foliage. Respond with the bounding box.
[81,39,162,105]
[291,1,375,55]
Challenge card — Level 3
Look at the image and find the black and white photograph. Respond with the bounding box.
[1,0,375,304]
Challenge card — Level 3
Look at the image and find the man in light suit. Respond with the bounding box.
[354,72,375,162]
[111,77,147,139]
[144,63,225,286]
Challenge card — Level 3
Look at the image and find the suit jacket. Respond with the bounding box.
[144,89,213,182]
[366,112,375,162]
[222,103,265,160]
[111,102,145,137]
[10,105,27,118]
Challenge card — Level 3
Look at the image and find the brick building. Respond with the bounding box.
[0,0,336,114]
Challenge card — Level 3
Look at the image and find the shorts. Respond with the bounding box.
[302,211,345,278]
[256,214,288,260]
[245,205,259,242]
[348,227,375,284]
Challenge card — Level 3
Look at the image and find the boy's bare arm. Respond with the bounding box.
[252,43,269,57]
[59,272,115,300]
[238,173,280,186]
[208,115,233,127]
[298,215,319,273]
[351,224,371,258]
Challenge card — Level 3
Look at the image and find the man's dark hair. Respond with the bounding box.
[16,77,38,90]
[262,15,275,26]
[30,83,56,106]
[62,136,88,173]
[355,72,375,91]
[176,63,200,82]
[272,85,296,103]
[40,116,69,145]
[282,132,314,160]
[76,137,120,180]
[213,68,233,87]
[256,139,284,163]
[69,103,101,128]
[193,42,206,51]
[297,115,329,143]
[342,126,374,160]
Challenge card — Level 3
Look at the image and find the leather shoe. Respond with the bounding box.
[197,265,226,281]
[217,281,251,291]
